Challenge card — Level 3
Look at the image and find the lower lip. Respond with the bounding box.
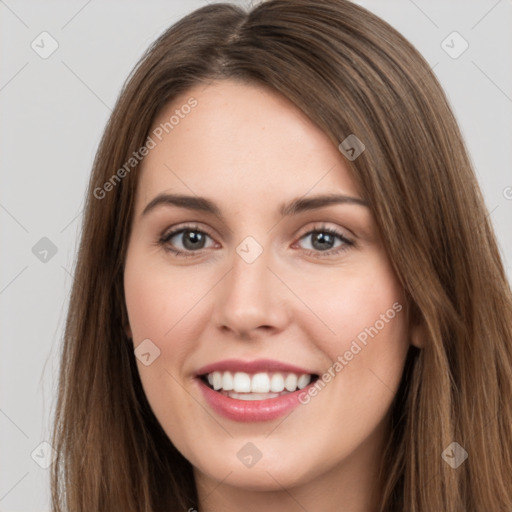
[197,378,314,422]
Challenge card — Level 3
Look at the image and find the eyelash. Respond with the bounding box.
[157,223,354,259]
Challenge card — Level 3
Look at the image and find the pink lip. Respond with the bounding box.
[195,358,315,376]
[196,378,316,422]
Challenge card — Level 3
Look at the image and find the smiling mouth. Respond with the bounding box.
[199,370,319,401]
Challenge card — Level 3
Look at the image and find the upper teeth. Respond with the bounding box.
[206,371,311,393]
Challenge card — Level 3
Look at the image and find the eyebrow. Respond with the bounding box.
[141,192,369,218]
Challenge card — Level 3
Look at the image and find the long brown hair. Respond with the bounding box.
[51,1,512,510]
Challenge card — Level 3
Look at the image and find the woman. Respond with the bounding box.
[51,1,512,510]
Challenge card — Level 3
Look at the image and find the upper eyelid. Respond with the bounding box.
[162,223,214,239]
[296,224,352,240]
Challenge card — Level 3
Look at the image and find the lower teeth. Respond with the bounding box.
[220,390,291,401]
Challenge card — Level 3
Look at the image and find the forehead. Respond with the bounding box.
[135,80,361,212]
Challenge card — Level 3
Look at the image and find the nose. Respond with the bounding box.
[213,244,290,339]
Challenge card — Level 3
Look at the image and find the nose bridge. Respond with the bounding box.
[214,237,288,334]
[230,245,269,299]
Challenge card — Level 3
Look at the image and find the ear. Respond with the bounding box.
[407,302,426,349]
[121,301,133,340]
[410,321,426,349]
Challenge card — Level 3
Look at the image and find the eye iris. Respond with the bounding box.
[182,230,205,250]
[312,232,334,251]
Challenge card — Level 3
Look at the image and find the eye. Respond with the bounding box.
[157,223,354,259]
[158,224,216,257]
[295,225,354,257]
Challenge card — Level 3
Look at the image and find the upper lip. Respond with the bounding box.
[195,358,317,376]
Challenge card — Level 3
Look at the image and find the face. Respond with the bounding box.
[124,79,416,494]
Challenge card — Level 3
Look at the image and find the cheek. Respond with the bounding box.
[123,252,210,448]
[124,250,210,344]
[300,256,409,398]
[287,266,409,463]
[123,250,220,409]
[302,258,406,348]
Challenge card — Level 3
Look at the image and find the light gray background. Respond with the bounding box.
[1,1,511,510]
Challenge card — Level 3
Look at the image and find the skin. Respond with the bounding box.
[123,79,423,512]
